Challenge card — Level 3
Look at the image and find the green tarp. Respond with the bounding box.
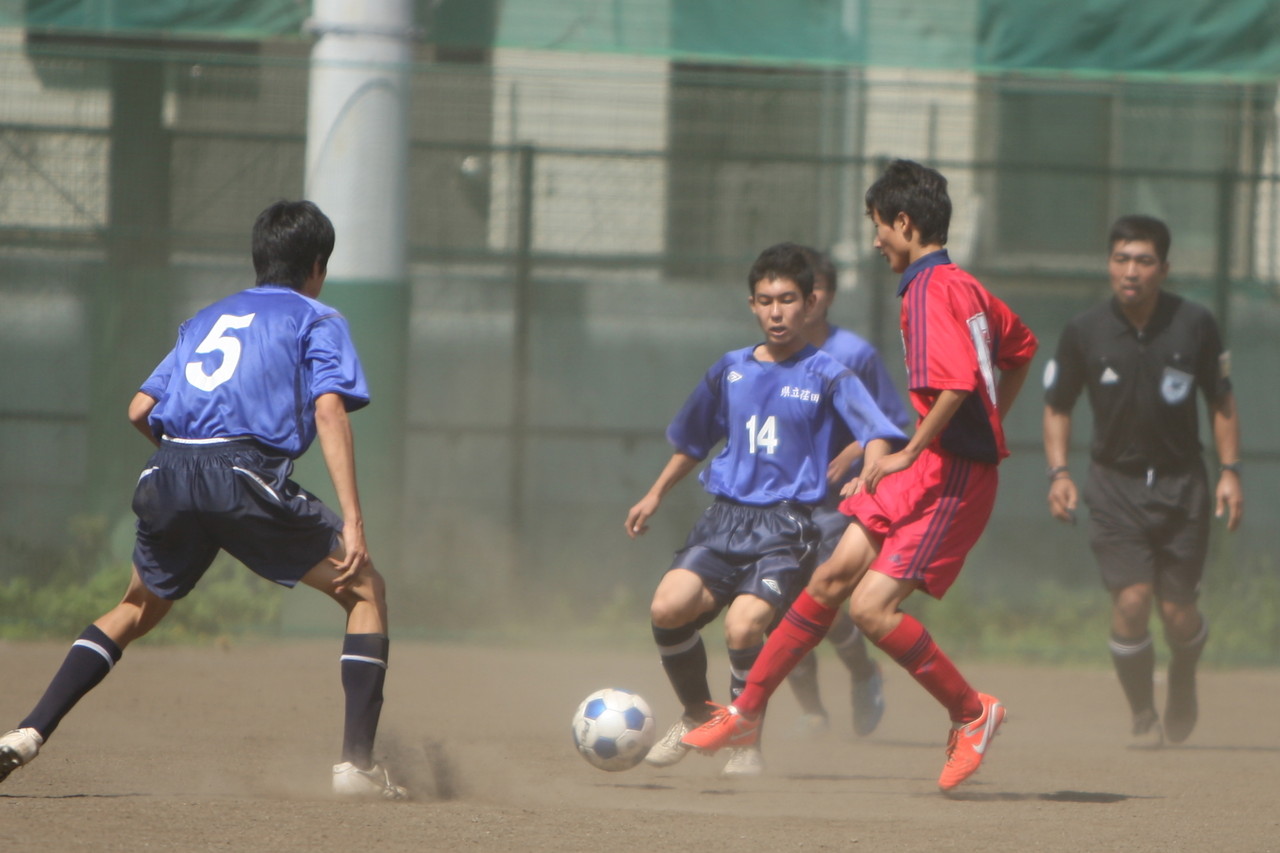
[671,0,862,65]
[978,0,1280,76]
[12,0,1280,77]
[23,0,306,38]
[19,0,496,46]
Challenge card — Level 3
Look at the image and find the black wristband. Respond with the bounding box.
[1046,465,1070,481]
[1219,462,1241,475]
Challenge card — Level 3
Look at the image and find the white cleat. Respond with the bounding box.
[644,717,696,768]
[0,728,43,784]
[721,744,764,778]
[332,762,410,800]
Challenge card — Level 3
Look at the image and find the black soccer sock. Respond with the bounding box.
[653,623,712,723]
[1166,615,1209,675]
[785,651,826,717]
[340,633,389,769]
[19,624,123,740]
[728,643,764,704]
[829,614,876,681]
[1108,632,1156,716]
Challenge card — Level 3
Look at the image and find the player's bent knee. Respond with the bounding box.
[808,568,856,606]
[649,582,712,629]
[847,598,892,638]
[650,600,698,629]
[359,565,387,601]
[723,620,768,649]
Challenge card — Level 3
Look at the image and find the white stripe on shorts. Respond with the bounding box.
[231,466,283,504]
[162,435,252,445]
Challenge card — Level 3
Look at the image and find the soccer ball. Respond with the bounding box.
[571,688,656,772]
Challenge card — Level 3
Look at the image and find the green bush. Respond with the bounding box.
[910,548,1280,667]
[0,515,282,642]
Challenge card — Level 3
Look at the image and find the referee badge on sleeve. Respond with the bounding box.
[1219,351,1231,380]
[1042,358,1057,389]
[1160,366,1193,404]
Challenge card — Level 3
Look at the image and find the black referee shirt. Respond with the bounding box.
[1044,291,1231,473]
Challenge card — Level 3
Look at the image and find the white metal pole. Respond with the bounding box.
[305,0,413,281]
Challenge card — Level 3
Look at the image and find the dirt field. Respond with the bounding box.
[2,638,1278,852]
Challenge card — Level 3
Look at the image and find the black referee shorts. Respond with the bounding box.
[1082,461,1210,604]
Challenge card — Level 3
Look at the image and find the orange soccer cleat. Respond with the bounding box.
[938,693,1006,792]
[679,704,761,754]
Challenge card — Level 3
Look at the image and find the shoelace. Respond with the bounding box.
[944,728,961,758]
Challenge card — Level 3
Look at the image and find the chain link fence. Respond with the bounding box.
[1,36,1277,651]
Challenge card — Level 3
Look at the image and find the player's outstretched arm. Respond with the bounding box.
[1211,391,1243,531]
[1043,404,1078,524]
[127,392,161,448]
[315,392,369,591]
[625,452,700,539]
[827,441,864,485]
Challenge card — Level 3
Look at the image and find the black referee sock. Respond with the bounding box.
[340,633,389,769]
[653,623,712,723]
[1166,615,1209,671]
[20,624,123,740]
[1108,632,1156,716]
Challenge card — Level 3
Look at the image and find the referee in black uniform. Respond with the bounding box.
[1042,214,1243,748]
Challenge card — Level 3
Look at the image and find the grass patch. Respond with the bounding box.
[0,515,281,643]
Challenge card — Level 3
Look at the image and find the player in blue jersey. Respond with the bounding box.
[625,242,907,777]
[785,248,912,739]
[0,201,407,800]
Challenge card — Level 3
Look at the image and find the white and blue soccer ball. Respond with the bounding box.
[571,688,656,772]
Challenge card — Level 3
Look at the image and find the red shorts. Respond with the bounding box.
[838,448,997,599]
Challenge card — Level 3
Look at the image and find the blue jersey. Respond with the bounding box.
[666,344,907,506]
[140,285,369,458]
[820,325,912,477]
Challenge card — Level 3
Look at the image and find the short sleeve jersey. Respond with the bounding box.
[1043,291,1230,471]
[820,325,912,477]
[140,284,369,458]
[665,344,908,506]
[898,250,1038,464]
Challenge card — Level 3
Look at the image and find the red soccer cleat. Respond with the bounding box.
[680,704,761,754]
[938,693,1006,792]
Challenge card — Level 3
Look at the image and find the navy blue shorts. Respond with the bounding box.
[810,499,852,564]
[131,439,342,600]
[1083,461,1210,605]
[669,498,819,612]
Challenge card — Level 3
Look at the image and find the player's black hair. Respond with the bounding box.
[748,242,815,296]
[864,159,951,247]
[799,246,838,291]
[252,200,336,290]
[1108,214,1171,263]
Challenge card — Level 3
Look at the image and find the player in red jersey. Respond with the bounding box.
[681,159,1038,792]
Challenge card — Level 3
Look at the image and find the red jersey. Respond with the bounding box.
[899,250,1037,464]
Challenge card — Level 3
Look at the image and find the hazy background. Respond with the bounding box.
[1,0,1277,663]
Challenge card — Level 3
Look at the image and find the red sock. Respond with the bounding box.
[734,591,837,717]
[874,613,981,722]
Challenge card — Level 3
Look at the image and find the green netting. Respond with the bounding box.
[11,1,1280,77]
[979,0,1280,77]
[1,6,1278,651]
[21,0,305,38]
